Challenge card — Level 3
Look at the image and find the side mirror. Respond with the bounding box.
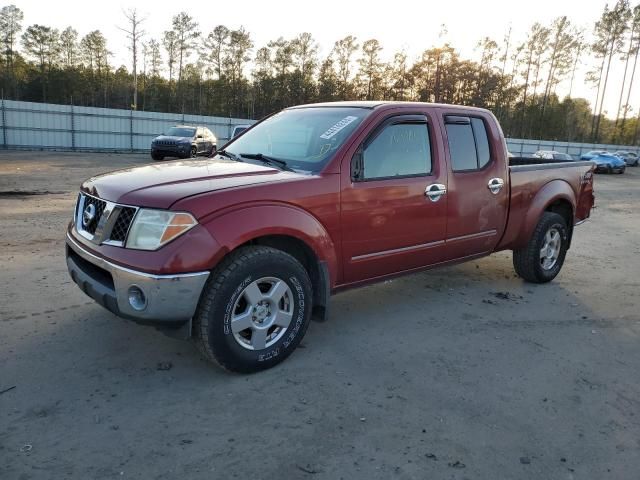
[197,134,203,139]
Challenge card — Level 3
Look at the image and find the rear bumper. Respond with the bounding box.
[66,233,209,325]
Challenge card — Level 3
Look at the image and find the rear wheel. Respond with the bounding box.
[193,246,312,373]
[513,212,569,283]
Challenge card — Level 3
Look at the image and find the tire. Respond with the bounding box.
[190,146,197,158]
[193,246,313,373]
[151,152,163,161]
[513,212,569,284]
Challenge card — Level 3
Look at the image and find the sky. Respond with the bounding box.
[14,0,634,117]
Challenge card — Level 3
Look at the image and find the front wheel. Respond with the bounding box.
[513,212,569,283]
[193,246,313,373]
[190,146,198,158]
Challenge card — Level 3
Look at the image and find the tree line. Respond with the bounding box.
[2,2,640,145]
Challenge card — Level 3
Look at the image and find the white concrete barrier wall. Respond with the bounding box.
[1,99,638,157]
[506,138,640,157]
[0,99,256,152]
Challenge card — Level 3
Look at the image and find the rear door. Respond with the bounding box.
[340,111,448,283]
[440,110,508,260]
[576,168,595,221]
[205,128,216,151]
[195,128,205,153]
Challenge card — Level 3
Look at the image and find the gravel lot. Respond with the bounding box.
[1,151,639,479]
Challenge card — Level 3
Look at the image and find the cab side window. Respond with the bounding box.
[445,116,492,171]
[360,120,431,180]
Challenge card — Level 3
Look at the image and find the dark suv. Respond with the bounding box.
[151,126,217,160]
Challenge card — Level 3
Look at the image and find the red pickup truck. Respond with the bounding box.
[66,101,595,372]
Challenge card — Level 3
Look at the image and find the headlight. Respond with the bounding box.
[126,209,197,250]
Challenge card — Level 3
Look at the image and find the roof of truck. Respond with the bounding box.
[288,101,491,113]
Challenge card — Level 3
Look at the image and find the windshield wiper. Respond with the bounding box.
[239,153,293,171]
[215,149,241,161]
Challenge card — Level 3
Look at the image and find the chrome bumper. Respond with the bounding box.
[65,233,209,325]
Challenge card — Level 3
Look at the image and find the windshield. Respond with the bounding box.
[165,127,195,137]
[225,107,370,171]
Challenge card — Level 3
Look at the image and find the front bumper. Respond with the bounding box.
[66,233,209,325]
[151,145,190,157]
[593,164,624,173]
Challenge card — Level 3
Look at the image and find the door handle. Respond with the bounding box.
[425,183,447,202]
[487,178,504,194]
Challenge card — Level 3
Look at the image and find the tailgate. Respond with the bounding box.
[576,167,595,221]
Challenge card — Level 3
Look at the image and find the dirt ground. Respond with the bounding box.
[1,150,639,480]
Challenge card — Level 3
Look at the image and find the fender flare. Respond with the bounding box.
[516,179,576,248]
[201,203,339,288]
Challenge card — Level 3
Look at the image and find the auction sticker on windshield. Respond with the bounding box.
[320,116,358,139]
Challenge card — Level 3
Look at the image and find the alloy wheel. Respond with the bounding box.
[230,277,294,350]
[540,227,561,270]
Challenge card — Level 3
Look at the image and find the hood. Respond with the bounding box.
[153,135,192,143]
[81,158,305,209]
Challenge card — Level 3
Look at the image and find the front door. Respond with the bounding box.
[341,114,448,284]
[440,110,508,260]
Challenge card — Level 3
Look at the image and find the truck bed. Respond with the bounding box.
[509,157,593,168]
[497,158,595,251]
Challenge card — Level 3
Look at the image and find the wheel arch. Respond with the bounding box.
[516,180,576,249]
[202,204,338,321]
[240,235,330,321]
[544,197,574,248]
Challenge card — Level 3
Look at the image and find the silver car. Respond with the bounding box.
[613,151,639,166]
[534,150,574,161]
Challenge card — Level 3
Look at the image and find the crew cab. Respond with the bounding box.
[66,101,595,373]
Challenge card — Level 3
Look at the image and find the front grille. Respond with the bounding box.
[83,195,107,234]
[156,140,177,146]
[76,193,138,246]
[110,207,137,242]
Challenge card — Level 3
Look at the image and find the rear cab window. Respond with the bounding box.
[445,115,492,171]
